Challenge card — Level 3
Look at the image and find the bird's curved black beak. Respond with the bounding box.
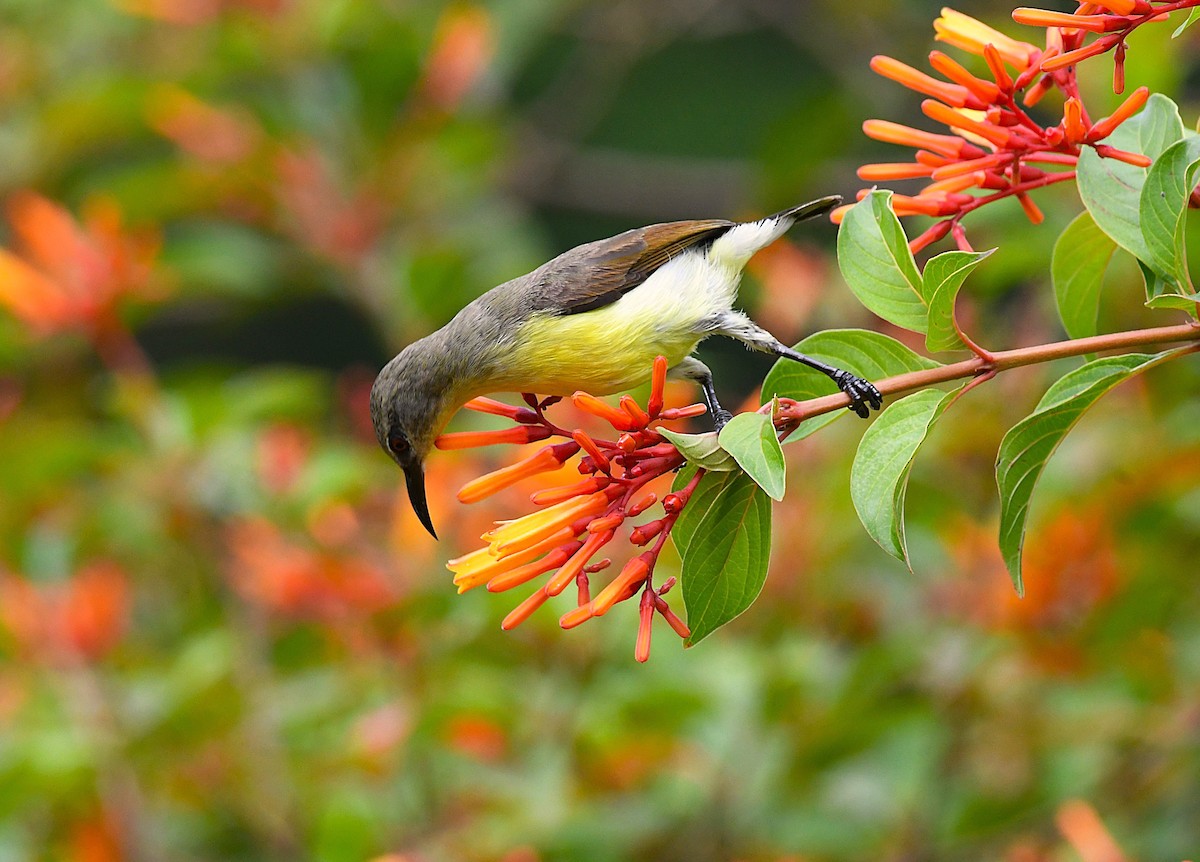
[402,460,438,540]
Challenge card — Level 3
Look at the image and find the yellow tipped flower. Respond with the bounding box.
[922,100,1014,148]
[934,7,1039,69]
[482,489,609,553]
[487,543,580,593]
[448,527,575,593]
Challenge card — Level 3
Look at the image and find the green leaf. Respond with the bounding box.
[717,411,786,500]
[657,428,738,471]
[1077,93,1184,268]
[1173,7,1200,37]
[676,470,772,646]
[850,388,960,568]
[1139,260,1200,312]
[760,329,941,442]
[837,190,928,333]
[921,249,993,352]
[1140,135,1200,290]
[995,350,1183,595]
[1051,211,1118,339]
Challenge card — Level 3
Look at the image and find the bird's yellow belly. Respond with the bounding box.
[500,311,702,396]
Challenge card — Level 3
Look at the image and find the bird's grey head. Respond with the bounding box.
[369,337,460,539]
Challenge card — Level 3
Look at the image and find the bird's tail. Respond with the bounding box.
[707,195,843,270]
[767,195,843,225]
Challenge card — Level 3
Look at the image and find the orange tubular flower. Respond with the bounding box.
[559,602,594,630]
[1040,38,1114,71]
[619,395,650,428]
[658,403,707,421]
[443,356,706,660]
[858,162,936,182]
[572,391,637,430]
[1011,8,1123,32]
[463,396,540,422]
[435,425,552,449]
[870,55,977,108]
[862,119,981,160]
[501,587,550,631]
[634,589,655,663]
[592,555,651,616]
[1092,145,1151,167]
[571,429,611,473]
[646,355,668,418]
[921,99,1015,148]
[1088,85,1149,140]
[455,441,579,503]
[530,475,610,506]
[928,51,1003,103]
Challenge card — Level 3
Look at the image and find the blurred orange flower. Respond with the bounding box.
[419,5,495,112]
[226,517,396,621]
[146,84,263,164]
[0,561,130,662]
[0,192,161,338]
[273,146,384,269]
[936,507,1120,635]
[111,0,287,26]
[255,422,312,495]
[443,712,508,762]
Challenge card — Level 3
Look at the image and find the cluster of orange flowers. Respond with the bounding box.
[439,357,703,662]
[0,192,161,339]
[837,3,1188,251]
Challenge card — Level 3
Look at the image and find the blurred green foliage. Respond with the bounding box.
[1,1,1199,860]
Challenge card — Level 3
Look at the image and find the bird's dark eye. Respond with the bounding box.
[388,431,410,456]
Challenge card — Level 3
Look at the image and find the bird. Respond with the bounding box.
[370,195,882,538]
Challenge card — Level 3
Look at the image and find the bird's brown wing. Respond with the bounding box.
[537,219,734,316]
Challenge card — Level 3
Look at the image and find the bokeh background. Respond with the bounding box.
[2,0,1200,859]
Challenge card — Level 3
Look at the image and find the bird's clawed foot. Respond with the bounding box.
[831,370,883,419]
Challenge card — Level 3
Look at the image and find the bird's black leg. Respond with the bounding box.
[709,312,883,418]
[698,373,733,431]
[771,346,882,419]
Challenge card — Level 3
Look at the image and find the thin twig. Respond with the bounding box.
[774,320,1200,433]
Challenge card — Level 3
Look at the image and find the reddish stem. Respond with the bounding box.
[773,321,1200,434]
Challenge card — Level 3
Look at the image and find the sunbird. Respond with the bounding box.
[371,195,882,538]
